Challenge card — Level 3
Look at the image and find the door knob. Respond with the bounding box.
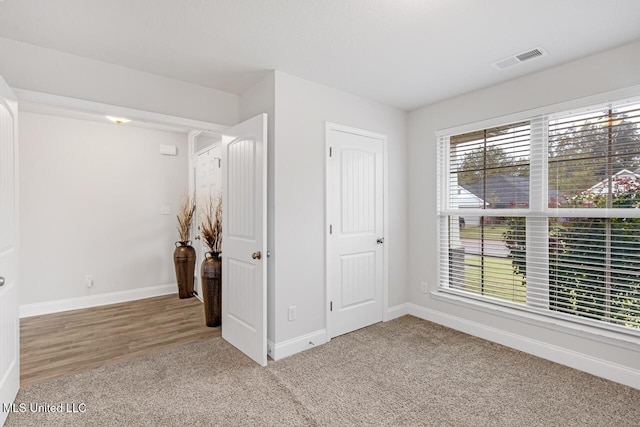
[252,251,262,260]
[377,238,384,244]
[0,277,5,287]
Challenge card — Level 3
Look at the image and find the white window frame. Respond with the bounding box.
[435,85,640,342]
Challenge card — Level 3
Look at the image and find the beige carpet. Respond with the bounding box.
[5,316,640,426]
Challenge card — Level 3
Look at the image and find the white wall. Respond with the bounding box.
[19,112,188,306]
[272,72,408,344]
[0,37,239,125]
[408,40,640,385]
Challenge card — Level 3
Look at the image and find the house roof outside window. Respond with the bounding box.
[584,169,640,195]
[461,174,563,209]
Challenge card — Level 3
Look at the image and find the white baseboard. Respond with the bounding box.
[268,329,328,361]
[20,284,178,318]
[405,303,640,390]
[386,303,410,321]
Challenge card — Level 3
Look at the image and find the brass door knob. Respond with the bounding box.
[252,251,262,260]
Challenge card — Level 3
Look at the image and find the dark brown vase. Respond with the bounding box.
[201,251,222,327]
[173,241,196,299]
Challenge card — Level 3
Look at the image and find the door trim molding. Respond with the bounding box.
[324,122,389,339]
[0,80,19,425]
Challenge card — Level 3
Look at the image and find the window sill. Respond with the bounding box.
[430,289,640,352]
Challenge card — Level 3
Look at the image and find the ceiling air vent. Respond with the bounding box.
[492,47,547,70]
[516,48,544,61]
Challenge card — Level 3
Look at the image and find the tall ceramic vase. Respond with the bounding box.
[174,241,196,299]
[201,251,222,327]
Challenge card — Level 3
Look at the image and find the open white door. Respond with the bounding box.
[221,114,267,366]
[0,76,19,425]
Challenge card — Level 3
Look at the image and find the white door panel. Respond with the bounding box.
[327,125,385,338]
[0,76,19,427]
[226,258,257,330]
[340,252,377,308]
[221,114,267,366]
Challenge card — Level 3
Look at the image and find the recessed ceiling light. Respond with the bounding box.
[106,116,130,124]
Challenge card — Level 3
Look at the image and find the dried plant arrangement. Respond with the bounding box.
[176,197,196,243]
[199,195,222,254]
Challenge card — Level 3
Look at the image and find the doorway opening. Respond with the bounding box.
[15,92,226,386]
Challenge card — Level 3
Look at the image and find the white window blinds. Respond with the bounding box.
[438,98,640,333]
[449,122,530,210]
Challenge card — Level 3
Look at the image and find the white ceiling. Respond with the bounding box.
[1,0,639,111]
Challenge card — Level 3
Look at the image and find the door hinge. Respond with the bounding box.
[330,301,333,311]
[329,147,333,157]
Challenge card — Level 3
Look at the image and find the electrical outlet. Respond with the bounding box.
[288,306,296,321]
[421,281,428,293]
[85,274,94,288]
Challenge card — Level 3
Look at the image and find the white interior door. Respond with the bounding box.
[194,145,221,299]
[221,114,267,366]
[0,76,19,426]
[327,124,385,338]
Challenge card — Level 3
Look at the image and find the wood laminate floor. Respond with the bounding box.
[20,294,220,386]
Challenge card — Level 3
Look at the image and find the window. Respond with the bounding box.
[438,98,640,333]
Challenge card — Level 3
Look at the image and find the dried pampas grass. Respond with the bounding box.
[176,197,196,242]
[199,195,222,253]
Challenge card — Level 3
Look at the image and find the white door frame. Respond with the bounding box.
[0,76,19,427]
[325,122,389,339]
